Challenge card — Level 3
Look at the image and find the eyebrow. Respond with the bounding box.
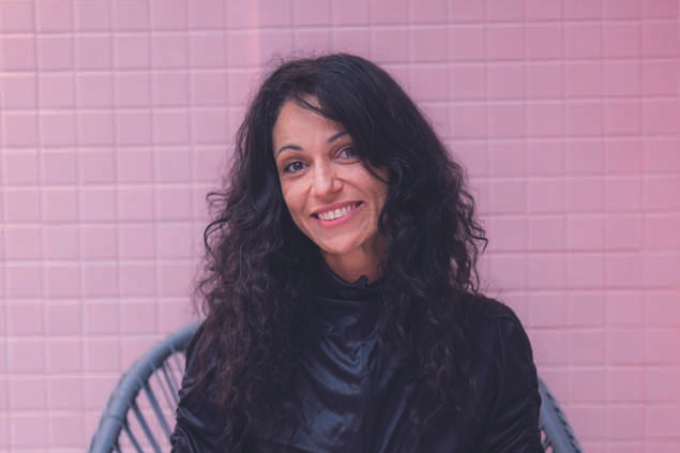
[274,130,349,157]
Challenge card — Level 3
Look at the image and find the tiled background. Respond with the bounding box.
[0,0,679,451]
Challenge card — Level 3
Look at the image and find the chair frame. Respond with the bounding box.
[88,322,584,453]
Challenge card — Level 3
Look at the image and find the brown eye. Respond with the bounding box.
[283,161,305,174]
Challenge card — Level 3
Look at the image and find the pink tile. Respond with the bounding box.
[645,252,680,288]
[410,65,448,102]
[570,368,606,402]
[607,328,645,364]
[643,175,680,210]
[83,375,118,410]
[412,28,448,63]
[528,141,565,176]
[39,112,77,147]
[11,414,49,449]
[116,149,153,183]
[150,0,187,30]
[7,339,45,373]
[645,214,680,249]
[152,111,190,144]
[152,72,189,106]
[564,0,603,18]
[189,33,227,68]
[121,302,157,333]
[9,377,47,410]
[42,150,78,185]
[116,111,152,146]
[604,100,642,135]
[85,338,121,372]
[3,150,39,185]
[156,186,193,220]
[5,188,41,222]
[569,292,606,327]
[113,0,150,30]
[37,36,74,70]
[489,180,527,214]
[643,0,678,17]
[530,330,569,366]
[155,148,191,182]
[1,0,35,32]
[643,99,679,135]
[450,104,488,139]
[565,61,602,98]
[642,60,678,97]
[489,140,526,177]
[81,149,116,184]
[39,73,75,108]
[76,35,112,70]
[642,21,679,57]
[603,22,641,58]
[565,140,604,175]
[488,104,525,138]
[525,24,563,60]
[36,0,73,31]
[528,253,566,289]
[1,36,37,70]
[2,113,38,148]
[646,328,680,364]
[114,73,151,107]
[409,0,446,23]
[566,102,603,137]
[645,367,680,401]
[450,64,485,100]
[42,188,78,222]
[486,63,524,100]
[449,26,485,61]
[258,0,293,27]
[528,180,565,213]
[485,0,524,21]
[605,139,643,174]
[45,264,80,298]
[114,35,150,69]
[5,226,42,260]
[193,109,230,144]
[525,0,561,19]
[527,103,565,137]
[604,61,641,97]
[188,0,224,28]
[75,0,111,31]
[191,71,228,106]
[80,225,117,259]
[371,28,410,63]
[606,405,645,440]
[449,0,485,22]
[526,63,564,99]
[79,187,115,221]
[46,301,82,335]
[369,0,408,24]
[605,253,644,288]
[567,253,604,288]
[119,263,157,297]
[603,0,642,18]
[604,214,643,250]
[528,292,568,327]
[48,376,84,410]
[567,215,605,250]
[43,225,79,260]
[487,216,528,251]
[82,263,119,297]
[84,302,120,335]
[118,224,156,258]
[195,147,228,181]
[7,302,45,335]
[77,111,114,146]
[158,262,194,297]
[293,0,331,25]
[331,0,369,25]
[117,188,154,221]
[1,74,37,109]
[156,224,195,258]
[151,35,188,68]
[5,265,43,298]
[606,367,644,402]
[565,23,602,59]
[646,405,680,439]
[487,254,527,291]
[486,25,524,60]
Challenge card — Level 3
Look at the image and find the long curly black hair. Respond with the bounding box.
[194,53,488,450]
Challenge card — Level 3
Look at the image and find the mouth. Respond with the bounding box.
[313,202,362,221]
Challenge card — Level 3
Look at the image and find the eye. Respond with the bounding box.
[282,160,305,174]
[337,146,358,159]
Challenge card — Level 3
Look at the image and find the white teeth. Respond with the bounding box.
[318,204,357,221]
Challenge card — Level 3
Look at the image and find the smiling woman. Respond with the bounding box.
[170,53,543,453]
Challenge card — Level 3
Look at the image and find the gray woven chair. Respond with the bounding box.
[88,322,584,453]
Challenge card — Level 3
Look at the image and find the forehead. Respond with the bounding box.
[272,99,345,146]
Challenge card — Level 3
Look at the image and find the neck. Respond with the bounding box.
[320,239,387,284]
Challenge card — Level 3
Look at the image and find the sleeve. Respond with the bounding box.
[170,324,225,453]
[478,310,543,453]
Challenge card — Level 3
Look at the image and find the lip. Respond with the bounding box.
[312,201,362,226]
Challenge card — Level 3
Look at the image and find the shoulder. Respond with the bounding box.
[457,292,525,333]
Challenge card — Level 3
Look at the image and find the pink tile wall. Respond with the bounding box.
[1,0,679,451]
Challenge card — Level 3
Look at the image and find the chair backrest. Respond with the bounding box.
[88,322,584,453]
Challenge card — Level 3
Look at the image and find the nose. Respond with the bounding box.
[311,162,341,197]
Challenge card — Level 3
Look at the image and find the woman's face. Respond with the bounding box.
[272,98,388,280]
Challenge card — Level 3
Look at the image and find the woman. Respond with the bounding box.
[171,53,542,453]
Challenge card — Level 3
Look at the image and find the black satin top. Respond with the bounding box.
[171,266,542,453]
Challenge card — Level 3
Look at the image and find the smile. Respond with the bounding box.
[315,203,361,221]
